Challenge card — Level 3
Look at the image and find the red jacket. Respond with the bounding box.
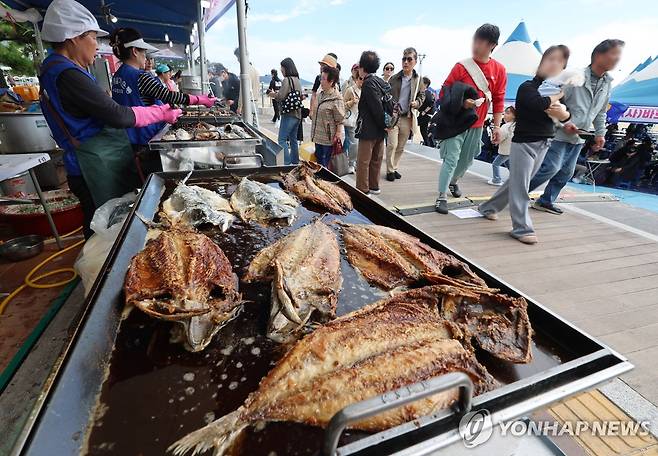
[441,58,507,128]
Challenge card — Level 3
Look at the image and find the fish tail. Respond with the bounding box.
[168,408,247,456]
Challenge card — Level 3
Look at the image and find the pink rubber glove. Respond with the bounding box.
[189,94,217,108]
[131,104,182,127]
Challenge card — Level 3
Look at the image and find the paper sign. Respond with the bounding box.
[450,208,484,219]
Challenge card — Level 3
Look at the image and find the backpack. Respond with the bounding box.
[280,77,303,114]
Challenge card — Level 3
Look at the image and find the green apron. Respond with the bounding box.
[75,126,141,207]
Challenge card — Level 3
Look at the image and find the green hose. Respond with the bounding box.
[0,278,80,394]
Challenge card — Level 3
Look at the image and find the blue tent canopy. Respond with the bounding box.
[611,56,658,107]
[3,0,200,44]
[504,21,532,44]
[533,40,542,53]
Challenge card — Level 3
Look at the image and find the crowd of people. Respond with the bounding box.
[262,23,635,245]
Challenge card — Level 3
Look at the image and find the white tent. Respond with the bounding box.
[611,55,658,109]
[493,21,542,102]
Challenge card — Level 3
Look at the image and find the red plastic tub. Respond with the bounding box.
[0,190,84,237]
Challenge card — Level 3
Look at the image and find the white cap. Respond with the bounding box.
[124,38,159,53]
[41,0,108,42]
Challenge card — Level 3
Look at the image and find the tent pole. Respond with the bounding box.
[197,3,208,95]
[235,0,252,124]
[33,22,45,64]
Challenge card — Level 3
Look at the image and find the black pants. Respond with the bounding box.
[418,115,434,147]
[272,99,281,122]
[67,174,95,239]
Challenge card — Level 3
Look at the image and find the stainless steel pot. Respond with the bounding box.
[180,75,202,96]
[0,112,57,153]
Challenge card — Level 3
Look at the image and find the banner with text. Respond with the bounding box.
[618,106,658,124]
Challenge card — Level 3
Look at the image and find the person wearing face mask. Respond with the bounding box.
[478,45,571,245]
[110,27,216,177]
[38,0,182,238]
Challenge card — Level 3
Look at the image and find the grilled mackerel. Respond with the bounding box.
[124,229,241,352]
[283,161,353,214]
[161,178,235,231]
[230,177,299,225]
[340,223,488,291]
[243,219,342,342]
[169,286,497,456]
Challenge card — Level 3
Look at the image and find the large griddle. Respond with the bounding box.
[16,167,632,456]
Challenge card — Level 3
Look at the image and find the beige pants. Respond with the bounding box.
[385,116,412,173]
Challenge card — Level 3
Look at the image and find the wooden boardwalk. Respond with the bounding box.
[342,151,658,407]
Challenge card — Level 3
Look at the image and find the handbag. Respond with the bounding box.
[280,77,303,114]
[328,136,349,176]
[343,86,359,128]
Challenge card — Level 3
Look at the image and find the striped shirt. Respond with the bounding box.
[137,72,190,106]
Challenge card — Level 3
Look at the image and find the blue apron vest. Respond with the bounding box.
[111,64,164,145]
[39,54,105,176]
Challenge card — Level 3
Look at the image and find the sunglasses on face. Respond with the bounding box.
[384,67,394,71]
[402,56,414,62]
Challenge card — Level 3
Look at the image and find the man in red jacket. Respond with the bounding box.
[435,24,507,214]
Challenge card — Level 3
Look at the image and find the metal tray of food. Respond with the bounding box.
[148,120,262,151]
[16,167,632,456]
[180,106,240,122]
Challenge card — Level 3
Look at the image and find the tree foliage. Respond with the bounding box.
[0,21,38,75]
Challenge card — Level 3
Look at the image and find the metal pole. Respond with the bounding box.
[33,22,45,64]
[197,3,208,94]
[235,0,253,124]
[29,169,62,249]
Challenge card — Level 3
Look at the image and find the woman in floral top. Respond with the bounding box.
[311,66,345,167]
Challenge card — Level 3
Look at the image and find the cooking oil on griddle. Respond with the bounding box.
[84,178,567,455]
[85,180,384,455]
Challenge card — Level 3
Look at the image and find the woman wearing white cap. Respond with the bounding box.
[38,0,182,237]
[110,27,216,176]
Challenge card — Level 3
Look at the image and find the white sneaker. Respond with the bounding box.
[348,165,355,174]
[370,188,381,195]
[487,178,503,186]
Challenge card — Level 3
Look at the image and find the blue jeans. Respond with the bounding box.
[529,140,583,205]
[315,144,332,167]
[491,154,509,183]
[278,115,300,165]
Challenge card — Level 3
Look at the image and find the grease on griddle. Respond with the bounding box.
[85,182,384,456]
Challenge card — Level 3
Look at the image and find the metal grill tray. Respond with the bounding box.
[148,120,262,151]
[18,167,632,456]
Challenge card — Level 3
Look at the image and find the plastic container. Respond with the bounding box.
[0,204,83,237]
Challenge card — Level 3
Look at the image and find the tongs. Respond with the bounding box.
[0,196,39,206]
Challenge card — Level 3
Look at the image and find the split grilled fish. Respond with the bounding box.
[161,176,235,231]
[124,229,241,352]
[435,285,533,363]
[340,223,488,291]
[230,177,299,225]
[283,161,353,214]
[243,219,342,342]
[169,286,496,456]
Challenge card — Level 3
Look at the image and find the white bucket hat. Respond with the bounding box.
[41,0,109,42]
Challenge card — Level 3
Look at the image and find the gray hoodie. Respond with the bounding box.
[555,66,613,145]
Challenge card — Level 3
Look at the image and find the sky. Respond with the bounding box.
[204,0,658,87]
